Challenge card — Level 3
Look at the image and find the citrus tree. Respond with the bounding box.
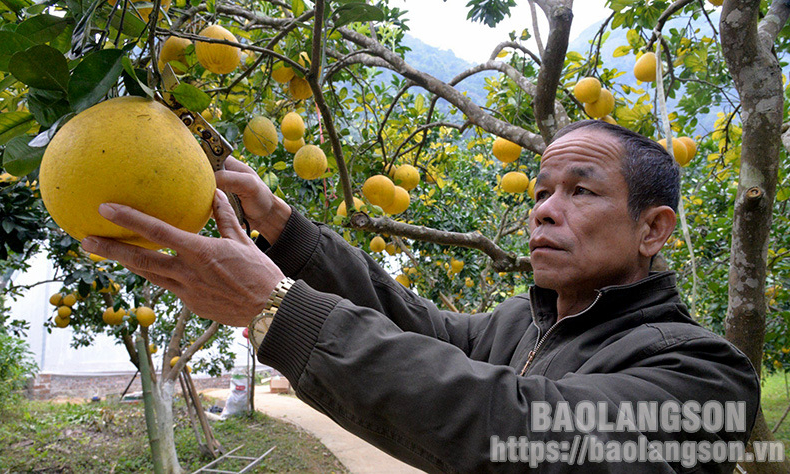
[2,0,790,472]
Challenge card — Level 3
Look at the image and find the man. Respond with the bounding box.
[82,120,759,472]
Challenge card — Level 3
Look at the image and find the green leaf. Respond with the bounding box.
[2,134,45,176]
[170,83,210,112]
[0,111,34,145]
[0,73,18,91]
[16,14,71,44]
[273,161,287,171]
[9,44,69,91]
[777,187,790,202]
[121,56,154,97]
[292,0,305,16]
[0,31,35,72]
[613,45,631,58]
[27,88,71,129]
[0,0,33,14]
[67,48,124,112]
[332,3,384,30]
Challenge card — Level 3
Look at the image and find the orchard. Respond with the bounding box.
[1,0,790,472]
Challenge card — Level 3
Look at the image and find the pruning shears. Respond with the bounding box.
[153,64,249,233]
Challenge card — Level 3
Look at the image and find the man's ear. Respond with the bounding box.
[639,206,677,259]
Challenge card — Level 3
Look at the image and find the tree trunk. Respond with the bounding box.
[720,0,790,472]
[153,379,184,474]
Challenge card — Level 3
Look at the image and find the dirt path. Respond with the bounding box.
[203,387,423,474]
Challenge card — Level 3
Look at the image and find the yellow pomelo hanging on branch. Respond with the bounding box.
[492,137,522,163]
[39,97,216,250]
[362,175,396,208]
[195,24,240,75]
[501,171,530,193]
[573,77,602,103]
[658,138,689,166]
[158,36,191,74]
[633,52,657,82]
[583,89,615,119]
[270,63,295,84]
[243,116,278,156]
[283,137,305,153]
[393,164,420,191]
[336,196,366,217]
[281,112,305,140]
[382,185,410,215]
[293,144,327,180]
[288,76,313,100]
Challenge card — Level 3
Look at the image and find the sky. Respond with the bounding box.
[390,0,611,63]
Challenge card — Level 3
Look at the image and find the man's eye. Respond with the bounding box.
[574,186,593,195]
[535,190,549,200]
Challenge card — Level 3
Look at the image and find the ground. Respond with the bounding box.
[0,395,347,473]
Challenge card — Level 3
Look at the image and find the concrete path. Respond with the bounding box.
[203,387,423,474]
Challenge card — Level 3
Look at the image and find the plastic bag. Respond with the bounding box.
[220,372,249,419]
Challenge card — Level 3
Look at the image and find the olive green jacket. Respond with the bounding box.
[255,210,759,473]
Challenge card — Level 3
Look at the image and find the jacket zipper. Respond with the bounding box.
[519,291,603,376]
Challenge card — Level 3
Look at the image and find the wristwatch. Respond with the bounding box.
[248,277,295,350]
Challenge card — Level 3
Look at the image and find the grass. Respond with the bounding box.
[760,369,790,458]
[0,395,347,473]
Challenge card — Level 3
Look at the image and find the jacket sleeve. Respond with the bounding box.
[257,208,493,354]
[257,282,759,473]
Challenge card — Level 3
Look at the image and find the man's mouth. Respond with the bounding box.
[529,237,564,253]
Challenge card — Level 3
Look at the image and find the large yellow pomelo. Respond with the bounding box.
[283,137,305,153]
[658,138,689,166]
[336,196,366,216]
[39,97,215,250]
[382,185,410,215]
[288,76,313,100]
[369,236,386,253]
[573,77,602,103]
[136,306,156,327]
[395,274,411,287]
[501,171,530,193]
[281,112,305,140]
[633,52,657,82]
[362,175,395,208]
[243,116,278,156]
[293,144,327,180]
[270,63,295,84]
[109,0,172,22]
[195,24,240,75]
[393,164,420,191]
[492,137,522,163]
[677,136,697,165]
[158,36,191,74]
[583,89,615,118]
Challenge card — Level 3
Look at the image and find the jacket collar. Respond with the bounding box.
[528,271,687,334]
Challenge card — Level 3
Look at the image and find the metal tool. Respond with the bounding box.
[154,64,248,232]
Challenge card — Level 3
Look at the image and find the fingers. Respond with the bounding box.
[95,203,194,253]
[212,189,248,241]
[215,168,267,196]
[81,235,185,282]
[223,156,258,176]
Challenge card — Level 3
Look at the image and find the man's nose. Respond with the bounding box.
[532,193,562,226]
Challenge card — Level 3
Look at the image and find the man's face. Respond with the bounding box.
[528,128,646,295]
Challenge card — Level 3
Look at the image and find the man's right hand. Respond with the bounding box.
[215,156,292,244]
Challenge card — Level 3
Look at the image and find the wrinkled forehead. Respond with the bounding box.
[540,128,624,168]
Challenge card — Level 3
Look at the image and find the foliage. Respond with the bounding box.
[0,331,37,412]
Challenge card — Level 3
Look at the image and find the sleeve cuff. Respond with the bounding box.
[256,280,342,386]
[255,207,321,277]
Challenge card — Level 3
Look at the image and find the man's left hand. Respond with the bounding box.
[81,189,285,327]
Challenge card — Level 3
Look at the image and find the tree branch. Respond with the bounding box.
[646,0,697,49]
[758,0,790,50]
[348,213,532,272]
[534,3,573,142]
[528,0,545,58]
[336,26,547,153]
[489,41,541,65]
